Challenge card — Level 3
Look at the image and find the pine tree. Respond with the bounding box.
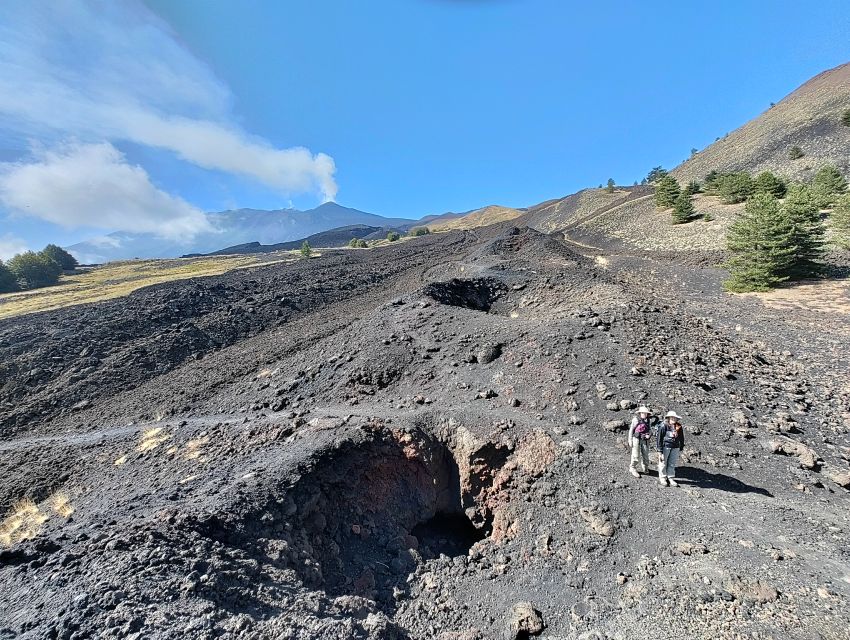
[724,193,796,292]
[300,241,312,258]
[753,171,786,198]
[606,178,615,193]
[831,193,850,249]
[672,192,694,224]
[716,172,754,204]
[654,175,681,209]
[0,260,18,293]
[788,145,804,160]
[42,244,79,270]
[646,166,667,183]
[811,164,847,208]
[782,184,825,278]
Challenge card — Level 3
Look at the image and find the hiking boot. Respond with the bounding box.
[668,479,679,487]
[658,477,668,486]
[630,468,640,478]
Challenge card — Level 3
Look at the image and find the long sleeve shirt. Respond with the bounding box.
[657,422,685,451]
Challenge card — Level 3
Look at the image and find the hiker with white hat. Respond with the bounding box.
[627,405,655,478]
[656,410,686,487]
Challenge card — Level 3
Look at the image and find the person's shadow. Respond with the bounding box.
[675,466,773,497]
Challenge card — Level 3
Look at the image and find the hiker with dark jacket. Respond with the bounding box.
[627,406,655,478]
[657,410,685,487]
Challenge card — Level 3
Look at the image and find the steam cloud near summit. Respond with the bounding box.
[0,0,337,237]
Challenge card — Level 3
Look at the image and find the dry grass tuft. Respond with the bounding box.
[114,454,128,466]
[184,436,210,461]
[0,498,49,547]
[49,492,75,518]
[137,427,171,452]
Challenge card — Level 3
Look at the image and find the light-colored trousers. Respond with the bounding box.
[659,446,681,480]
[630,438,650,473]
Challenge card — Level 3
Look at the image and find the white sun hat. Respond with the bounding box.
[635,406,651,414]
[664,411,682,420]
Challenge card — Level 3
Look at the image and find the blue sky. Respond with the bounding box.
[1,0,850,257]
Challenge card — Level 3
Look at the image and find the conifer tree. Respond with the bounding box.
[831,193,850,249]
[606,178,615,193]
[753,171,786,198]
[811,164,847,208]
[654,175,681,209]
[724,193,796,292]
[716,172,754,204]
[646,166,667,183]
[672,191,694,224]
[782,184,825,278]
[300,240,312,258]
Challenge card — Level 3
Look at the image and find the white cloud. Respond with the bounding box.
[0,143,213,241]
[0,0,337,203]
[0,233,29,261]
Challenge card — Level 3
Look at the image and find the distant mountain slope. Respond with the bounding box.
[428,205,525,231]
[67,203,414,263]
[524,62,850,252]
[673,62,850,183]
[192,225,383,256]
[523,187,651,233]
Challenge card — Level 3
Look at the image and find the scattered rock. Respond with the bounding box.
[507,601,544,638]
[602,419,627,432]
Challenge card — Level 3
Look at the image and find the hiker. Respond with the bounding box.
[657,410,685,487]
[627,406,654,478]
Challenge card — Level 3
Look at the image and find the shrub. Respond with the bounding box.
[672,192,695,224]
[716,172,754,204]
[753,171,787,199]
[606,178,615,193]
[409,227,430,237]
[703,212,715,222]
[7,251,63,289]
[41,244,78,270]
[0,260,18,293]
[788,145,804,160]
[831,193,850,249]
[300,241,312,258]
[386,231,400,242]
[646,166,667,183]
[782,184,825,278]
[841,108,850,127]
[811,164,848,207]
[724,193,795,292]
[703,170,721,193]
[348,238,360,248]
[654,175,681,209]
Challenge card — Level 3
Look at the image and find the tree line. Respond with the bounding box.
[646,164,850,292]
[0,245,79,293]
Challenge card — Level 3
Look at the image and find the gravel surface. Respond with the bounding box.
[1,226,848,640]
